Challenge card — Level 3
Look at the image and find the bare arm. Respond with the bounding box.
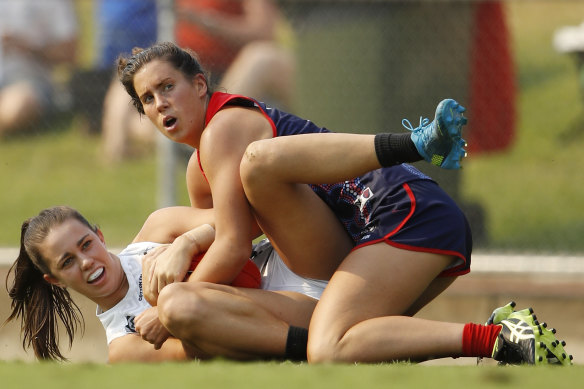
[190,107,271,285]
[186,151,214,208]
[2,34,77,66]
[132,206,215,244]
[108,333,199,363]
[142,224,216,305]
[178,0,278,46]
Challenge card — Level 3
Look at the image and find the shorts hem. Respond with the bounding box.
[352,238,470,278]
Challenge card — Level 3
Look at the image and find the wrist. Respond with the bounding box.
[177,234,202,257]
[182,224,215,252]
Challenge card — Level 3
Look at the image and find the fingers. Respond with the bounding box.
[157,272,178,294]
[134,308,169,349]
[142,245,169,284]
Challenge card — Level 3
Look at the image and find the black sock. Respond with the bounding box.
[285,326,308,361]
[374,133,422,167]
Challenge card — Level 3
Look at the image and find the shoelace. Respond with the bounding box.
[402,117,430,132]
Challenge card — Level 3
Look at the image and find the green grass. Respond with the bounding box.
[0,123,189,247]
[0,361,582,389]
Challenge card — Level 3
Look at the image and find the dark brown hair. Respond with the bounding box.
[117,41,211,114]
[4,206,98,361]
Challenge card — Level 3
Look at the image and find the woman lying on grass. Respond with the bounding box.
[5,205,324,362]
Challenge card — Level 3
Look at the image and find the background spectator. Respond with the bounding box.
[98,0,159,162]
[0,0,78,137]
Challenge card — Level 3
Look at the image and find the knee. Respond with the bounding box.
[307,337,339,364]
[307,330,357,364]
[157,283,213,335]
[240,139,278,195]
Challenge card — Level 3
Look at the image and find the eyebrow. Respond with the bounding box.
[139,77,172,101]
[58,233,90,264]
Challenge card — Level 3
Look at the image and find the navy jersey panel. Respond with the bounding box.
[259,102,333,136]
[219,94,472,275]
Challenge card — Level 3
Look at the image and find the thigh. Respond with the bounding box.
[250,181,353,281]
[232,286,319,328]
[309,243,455,342]
[174,281,319,329]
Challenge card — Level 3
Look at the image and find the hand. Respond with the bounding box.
[150,235,198,294]
[141,245,171,305]
[134,307,170,350]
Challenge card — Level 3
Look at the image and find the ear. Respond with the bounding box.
[193,73,208,98]
[96,228,105,244]
[43,274,65,288]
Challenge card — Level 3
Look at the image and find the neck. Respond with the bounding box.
[95,254,129,312]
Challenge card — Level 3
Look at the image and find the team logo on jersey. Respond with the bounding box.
[125,315,137,333]
[355,187,374,213]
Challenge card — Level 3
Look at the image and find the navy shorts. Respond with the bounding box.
[311,168,472,277]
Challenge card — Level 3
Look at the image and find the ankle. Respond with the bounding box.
[374,133,421,167]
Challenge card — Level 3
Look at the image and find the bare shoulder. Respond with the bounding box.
[203,105,273,147]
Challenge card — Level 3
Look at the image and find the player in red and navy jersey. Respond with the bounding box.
[116,42,571,366]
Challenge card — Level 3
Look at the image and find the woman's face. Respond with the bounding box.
[133,59,208,147]
[40,219,127,311]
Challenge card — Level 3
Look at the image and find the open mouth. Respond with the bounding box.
[163,116,177,129]
[88,267,104,284]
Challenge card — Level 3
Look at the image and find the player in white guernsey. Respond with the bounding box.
[99,238,326,347]
[6,206,325,362]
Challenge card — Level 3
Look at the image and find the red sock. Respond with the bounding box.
[462,323,502,357]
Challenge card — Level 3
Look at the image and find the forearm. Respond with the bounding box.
[188,236,253,284]
[180,4,276,46]
[41,39,77,65]
[133,206,215,244]
[108,336,190,363]
[181,224,215,252]
[142,223,218,305]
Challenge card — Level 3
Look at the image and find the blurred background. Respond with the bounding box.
[1,0,584,363]
[1,0,583,252]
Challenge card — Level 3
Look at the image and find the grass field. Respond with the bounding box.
[0,360,582,389]
[0,123,189,247]
[1,0,583,385]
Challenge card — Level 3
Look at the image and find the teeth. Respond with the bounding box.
[88,268,104,283]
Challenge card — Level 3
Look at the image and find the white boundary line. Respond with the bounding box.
[1,247,584,274]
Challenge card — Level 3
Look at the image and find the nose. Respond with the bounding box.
[155,94,168,112]
[80,255,94,270]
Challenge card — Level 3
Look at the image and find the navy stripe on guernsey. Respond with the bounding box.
[201,92,472,277]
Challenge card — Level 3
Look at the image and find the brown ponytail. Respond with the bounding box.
[4,206,95,361]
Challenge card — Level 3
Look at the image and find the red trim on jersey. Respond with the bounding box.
[352,182,469,277]
[205,92,277,137]
[197,92,278,181]
[196,149,207,183]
